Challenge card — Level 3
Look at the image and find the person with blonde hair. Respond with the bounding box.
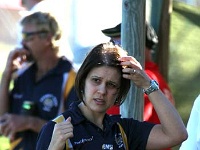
[0,12,77,150]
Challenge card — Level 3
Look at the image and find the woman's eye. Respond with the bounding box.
[107,82,117,89]
[91,78,100,84]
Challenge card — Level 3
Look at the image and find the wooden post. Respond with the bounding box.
[147,0,171,82]
[157,0,172,82]
[120,0,146,120]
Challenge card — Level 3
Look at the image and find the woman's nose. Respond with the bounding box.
[97,84,106,94]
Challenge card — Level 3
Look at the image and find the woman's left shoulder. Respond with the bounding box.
[109,115,138,126]
[113,117,155,131]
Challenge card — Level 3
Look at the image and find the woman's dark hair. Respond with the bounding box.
[75,42,130,105]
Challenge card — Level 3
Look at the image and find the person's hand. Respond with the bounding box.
[0,113,30,141]
[4,48,30,76]
[119,56,151,89]
[48,117,73,150]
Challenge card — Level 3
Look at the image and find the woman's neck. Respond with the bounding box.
[78,102,105,129]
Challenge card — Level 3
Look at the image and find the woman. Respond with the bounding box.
[36,42,187,150]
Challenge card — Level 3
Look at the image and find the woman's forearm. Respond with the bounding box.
[148,90,187,142]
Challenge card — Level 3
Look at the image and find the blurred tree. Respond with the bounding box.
[148,0,172,82]
[120,0,145,120]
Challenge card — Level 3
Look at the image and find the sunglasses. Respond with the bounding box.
[22,30,49,41]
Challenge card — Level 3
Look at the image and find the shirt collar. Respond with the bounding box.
[66,101,121,128]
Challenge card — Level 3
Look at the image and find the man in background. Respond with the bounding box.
[0,12,77,150]
[18,0,74,62]
[19,0,121,71]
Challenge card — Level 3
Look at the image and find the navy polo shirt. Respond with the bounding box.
[9,57,78,150]
[36,101,155,150]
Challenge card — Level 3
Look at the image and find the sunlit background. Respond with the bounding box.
[0,0,200,150]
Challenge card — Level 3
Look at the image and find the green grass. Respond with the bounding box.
[170,1,200,127]
[170,1,200,150]
[170,1,200,125]
[0,1,200,149]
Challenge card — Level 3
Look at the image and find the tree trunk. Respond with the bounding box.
[157,0,172,82]
[120,0,146,120]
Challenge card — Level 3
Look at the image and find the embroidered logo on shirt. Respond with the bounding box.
[115,133,124,148]
[40,94,58,112]
[74,136,93,145]
[102,144,113,150]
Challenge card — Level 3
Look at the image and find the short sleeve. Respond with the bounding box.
[119,118,155,150]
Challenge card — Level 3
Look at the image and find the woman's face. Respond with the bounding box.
[84,66,121,113]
